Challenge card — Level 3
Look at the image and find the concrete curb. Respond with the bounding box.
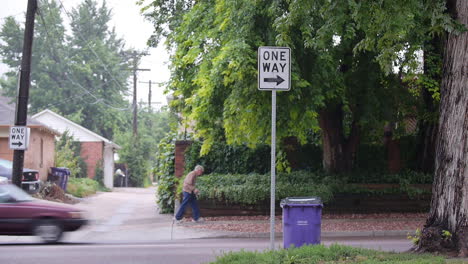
[198,230,415,239]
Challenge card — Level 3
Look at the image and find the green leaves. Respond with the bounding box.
[0,0,131,140]
[115,111,175,188]
[196,171,337,205]
[142,0,452,174]
[55,131,84,178]
[152,132,178,213]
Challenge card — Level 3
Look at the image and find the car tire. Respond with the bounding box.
[33,219,63,243]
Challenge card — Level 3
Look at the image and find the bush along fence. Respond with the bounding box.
[181,170,431,216]
[162,172,432,216]
[154,137,433,214]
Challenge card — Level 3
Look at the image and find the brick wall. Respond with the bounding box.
[0,138,13,160]
[24,129,55,181]
[0,128,55,181]
[174,140,192,178]
[80,141,103,179]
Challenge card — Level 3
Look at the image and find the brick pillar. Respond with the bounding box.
[384,124,402,173]
[174,140,192,178]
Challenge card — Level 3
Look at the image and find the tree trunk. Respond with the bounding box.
[417,0,468,256]
[415,85,438,173]
[318,104,360,174]
[416,117,438,173]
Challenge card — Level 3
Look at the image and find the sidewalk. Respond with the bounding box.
[69,188,424,242]
[175,213,425,239]
[0,187,426,244]
[73,188,425,241]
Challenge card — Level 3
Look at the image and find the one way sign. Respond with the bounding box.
[258,46,291,91]
[9,126,30,150]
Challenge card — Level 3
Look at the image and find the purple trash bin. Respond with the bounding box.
[50,167,71,191]
[281,197,323,249]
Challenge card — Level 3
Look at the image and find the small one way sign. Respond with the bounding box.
[258,46,291,91]
[9,126,29,150]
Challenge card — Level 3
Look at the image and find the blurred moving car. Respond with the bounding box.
[0,158,41,194]
[0,183,87,243]
[0,176,7,184]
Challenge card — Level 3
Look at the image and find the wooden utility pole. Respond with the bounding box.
[12,0,37,187]
[127,52,149,136]
[140,80,152,112]
[139,80,163,113]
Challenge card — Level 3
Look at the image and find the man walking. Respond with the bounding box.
[174,165,204,222]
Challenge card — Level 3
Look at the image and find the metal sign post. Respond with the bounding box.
[258,46,290,250]
[270,90,276,250]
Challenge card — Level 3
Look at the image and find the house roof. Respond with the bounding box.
[32,109,121,149]
[0,95,60,135]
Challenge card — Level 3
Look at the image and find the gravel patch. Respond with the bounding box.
[180,213,426,233]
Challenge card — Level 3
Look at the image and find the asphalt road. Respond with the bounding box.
[0,188,416,263]
[0,237,413,264]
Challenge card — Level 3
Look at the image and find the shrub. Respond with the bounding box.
[93,160,104,186]
[185,141,271,175]
[197,171,340,205]
[196,170,432,206]
[55,131,83,178]
[344,170,433,184]
[154,133,177,213]
[185,139,432,182]
[67,177,99,198]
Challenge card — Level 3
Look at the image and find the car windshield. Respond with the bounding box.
[0,159,12,169]
[0,184,34,202]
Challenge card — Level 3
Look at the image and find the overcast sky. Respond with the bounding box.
[0,0,170,106]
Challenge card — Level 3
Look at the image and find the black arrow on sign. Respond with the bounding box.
[264,75,285,85]
[12,142,23,147]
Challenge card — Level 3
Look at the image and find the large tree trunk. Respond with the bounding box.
[416,110,438,173]
[416,0,468,256]
[318,104,360,174]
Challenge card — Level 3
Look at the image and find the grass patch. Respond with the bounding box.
[210,244,456,264]
[67,177,100,198]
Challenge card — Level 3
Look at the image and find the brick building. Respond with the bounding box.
[32,109,120,188]
[0,96,58,180]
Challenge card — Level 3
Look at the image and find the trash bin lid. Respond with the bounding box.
[280,197,322,208]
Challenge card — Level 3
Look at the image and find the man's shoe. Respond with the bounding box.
[173,218,182,225]
[192,217,204,223]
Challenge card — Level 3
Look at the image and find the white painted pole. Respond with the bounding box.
[270,90,276,250]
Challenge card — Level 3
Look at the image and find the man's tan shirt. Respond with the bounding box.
[182,171,197,193]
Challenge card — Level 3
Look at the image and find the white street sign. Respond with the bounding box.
[9,126,29,150]
[258,46,291,91]
[257,46,292,250]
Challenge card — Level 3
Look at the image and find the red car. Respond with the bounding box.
[0,183,87,243]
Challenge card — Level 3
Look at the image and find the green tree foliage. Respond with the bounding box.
[0,0,68,111]
[115,109,176,187]
[153,132,177,213]
[139,0,414,173]
[185,141,271,175]
[67,0,130,139]
[0,0,131,140]
[55,131,83,178]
